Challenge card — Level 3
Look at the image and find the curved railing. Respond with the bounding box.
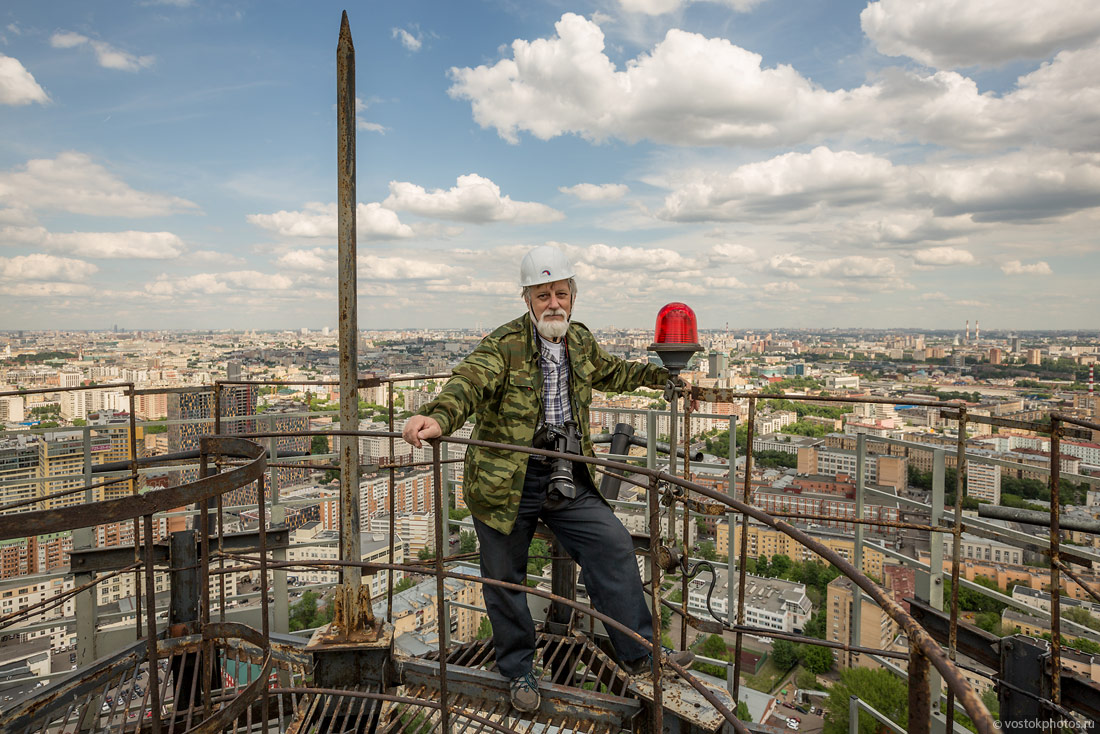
[4,380,1096,732]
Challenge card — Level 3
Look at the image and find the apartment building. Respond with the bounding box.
[827,566,916,670]
[719,519,887,579]
[686,568,811,634]
[796,446,906,491]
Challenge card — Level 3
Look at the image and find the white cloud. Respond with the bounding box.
[276,248,331,273]
[355,97,385,133]
[1001,260,1052,275]
[763,254,896,279]
[0,54,49,106]
[449,14,866,147]
[392,27,422,52]
[247,202,414,240]
[275,247,461,282]
[861,0,1100,69]
[818,294,868,304]
[1,226,185,259]
[382,174,563,224]
[0,281,95,297]
[447,14,1100,153]
[189,250,246,266]
[574,243,693,272]
[0,153,197,217]
[659,147,899,221]
[50,31,154,71]
[763,254,817,278]
[618,0,767,14]
[763,281,804,294]
[912,247,975,266]
[925,150,1100,222]
[711,243,758,263]
[0,253,98,281]
[359,254,453,281]
[150,271,295,297]
[558,183,629,201]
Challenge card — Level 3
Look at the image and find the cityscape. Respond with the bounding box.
[1,323,1097,730]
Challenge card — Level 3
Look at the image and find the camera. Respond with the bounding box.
[532,420,583,500]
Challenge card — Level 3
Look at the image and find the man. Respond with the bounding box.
[403,245,693,714]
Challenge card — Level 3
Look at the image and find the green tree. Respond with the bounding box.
[394,576,416,593]
[796,667,823,690]
[799,644,834,674]
[1064,607,1100,633]
[803,610,827,639]
[476,616,493,640]
[697,541,717,561]
[459,530,478,554]
[772,638,799,670]
[527,539,551,575]
[770,554,792,578]
[699,633,729,660]
[754,556,770,578]
[311,435,329,455]
[289,591,319,632]
[736,700,753,722]
[418,546,436,561]
[448,507,471,532]
[824,667,908,734]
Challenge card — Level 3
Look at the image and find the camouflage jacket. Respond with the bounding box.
[418,313,669,534]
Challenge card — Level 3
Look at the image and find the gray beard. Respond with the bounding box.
[533,311,569,340]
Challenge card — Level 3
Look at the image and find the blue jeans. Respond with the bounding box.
[472,457,653,679]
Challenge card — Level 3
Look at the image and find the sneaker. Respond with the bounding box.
[509,671,540,713]
[622,646,696,676]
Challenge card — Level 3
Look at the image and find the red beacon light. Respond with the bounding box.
[649,302,701,374]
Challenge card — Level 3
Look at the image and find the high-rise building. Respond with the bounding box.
[708,351,728,379]
[0,439,37,515]
[226,360,242,382]
[988,348,1002,365]
[967,461,1002,504]
[0,396,25,423]
[167,386,256,484]
[1026,349,1042,365]
[827,564,914,669]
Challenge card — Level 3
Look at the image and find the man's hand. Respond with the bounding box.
[665,376,699,411]
[402,415,442,448]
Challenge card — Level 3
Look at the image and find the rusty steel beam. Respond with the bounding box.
[1049,416,1063,706]
[732,396,756,703]
[944,406,967,734]
[689,386,964,409]
[908,639,931,734]
[1053,411,1100,433]
[0,436,265,541]
[398,658,642,728]
[765,510,944,533]
[0,381,135,398]
[978,504,1100,534]
[335,9,369,637]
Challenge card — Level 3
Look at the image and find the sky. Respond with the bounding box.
[1,0,1098,333]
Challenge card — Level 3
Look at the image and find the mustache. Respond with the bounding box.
[540,308,567,319]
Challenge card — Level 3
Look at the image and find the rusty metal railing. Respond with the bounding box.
[3,377,1097,731]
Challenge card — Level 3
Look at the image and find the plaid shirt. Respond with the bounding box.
[537,334,572,426]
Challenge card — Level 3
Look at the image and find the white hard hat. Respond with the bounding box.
[520,245,576,287]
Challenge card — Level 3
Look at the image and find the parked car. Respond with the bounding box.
[786,719,799,730]
[793,705,808,714]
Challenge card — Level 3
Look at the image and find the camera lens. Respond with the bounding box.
[549,459,576,499]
